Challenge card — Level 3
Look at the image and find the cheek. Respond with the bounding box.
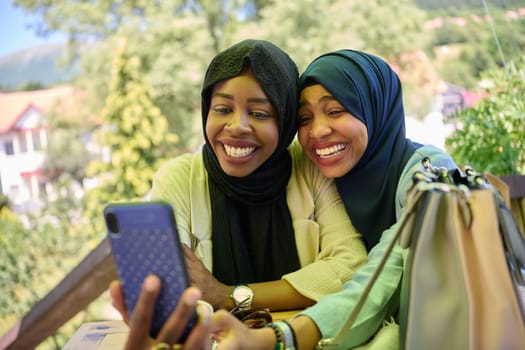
[297,128,308,147]
[265,126,280,153]
[257,119,280,151]
[355,125,368,156]
[205,116,218,140]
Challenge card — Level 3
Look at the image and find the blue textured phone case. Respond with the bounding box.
[104,202,196,339]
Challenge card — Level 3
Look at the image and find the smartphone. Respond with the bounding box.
[103,201,196,340]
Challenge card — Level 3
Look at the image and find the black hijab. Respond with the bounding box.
[299,50,422,250]
[201,39,300,285]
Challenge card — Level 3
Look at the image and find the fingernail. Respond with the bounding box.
[144,274,160,292]
[109,280,120,289]
[197,303,211,325]
[183,287,201,306]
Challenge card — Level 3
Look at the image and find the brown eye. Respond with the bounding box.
[298,115,312,125]
[250,111,271,119]
[213,107,232,114]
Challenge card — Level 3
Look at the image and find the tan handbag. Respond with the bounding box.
[399,185,525,349]
[317,161,525,350]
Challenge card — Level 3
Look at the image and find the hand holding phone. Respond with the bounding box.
[104,201,196,340]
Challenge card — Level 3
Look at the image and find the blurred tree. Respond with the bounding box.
[416,0,525,11]
[42,128,93,185]
[8,0,525,346]
[14,0,226,153]
[235,0,428,70]
[0,177,89,347]
[81,38,179,240]
[348,0,428,65]
[0,193,9,210]
[18,81,46,91]
[426,7,525,89]
[446,58,525,175]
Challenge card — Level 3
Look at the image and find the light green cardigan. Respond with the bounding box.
[150,140,367,301]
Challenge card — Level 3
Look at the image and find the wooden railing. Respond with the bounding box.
[1,176,524,349]
[0,239,117,350]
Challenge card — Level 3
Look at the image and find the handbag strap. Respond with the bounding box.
[317,186,426,349]
[317,159,521,349]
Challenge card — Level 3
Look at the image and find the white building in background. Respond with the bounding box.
[0,86,82,212]
[405,82,483,151]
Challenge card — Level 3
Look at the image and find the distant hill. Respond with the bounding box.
[0,43,80,90]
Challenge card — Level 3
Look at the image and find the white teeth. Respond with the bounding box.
[224,144,256,158]
[315,144,346,158]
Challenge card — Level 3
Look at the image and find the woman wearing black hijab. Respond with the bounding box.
[164,40,365,312]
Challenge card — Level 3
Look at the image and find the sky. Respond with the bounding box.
[0,0,67,57]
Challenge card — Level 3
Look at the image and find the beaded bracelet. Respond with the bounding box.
[281,320,297,349]
[274,320,297,350]
[266,322,284,350]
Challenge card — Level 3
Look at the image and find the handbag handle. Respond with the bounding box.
[319,160,525,349]
[316,186,425,349]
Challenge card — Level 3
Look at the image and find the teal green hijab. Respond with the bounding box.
[300,50,422,250]
[201,39,300,285]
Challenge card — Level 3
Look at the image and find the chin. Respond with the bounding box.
[318,163,350,179]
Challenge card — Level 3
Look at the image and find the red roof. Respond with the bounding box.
[0,86,81,134]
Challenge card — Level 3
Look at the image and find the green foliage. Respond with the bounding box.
[0,211,33,315]
[0,178,91,339]
[0,193,9,210]
[82,38,179,238]
[426,8,525,89]
[19,81,46,91]
[446,58,525,175]
[5,0,525,347]
[43,128,94,185]
[416,0,525,11]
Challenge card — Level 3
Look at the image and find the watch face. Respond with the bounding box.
[233,285,253,305]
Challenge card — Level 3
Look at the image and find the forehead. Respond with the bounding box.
[300,84,338,105]
[212,70,266,96]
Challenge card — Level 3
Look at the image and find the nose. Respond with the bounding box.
[309,115,331,139]
[225,110,251,134]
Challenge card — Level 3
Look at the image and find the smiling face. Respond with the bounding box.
[205,69,279,177]
[298,84,368,178]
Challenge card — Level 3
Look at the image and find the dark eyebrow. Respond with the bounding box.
[299,94,337,107]
[212,92,234,100]
[212,93,271,105]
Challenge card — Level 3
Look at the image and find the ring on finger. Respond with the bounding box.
[172,344,183,350]
[153,343,171,350]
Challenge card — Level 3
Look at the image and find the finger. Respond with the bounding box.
[210,310,248,346]
[182,244,200,262]
[124,275,161,350]
[109,280,130,324]
[210,309,237,334]
[182,301,212,350]
[156,287,201,344]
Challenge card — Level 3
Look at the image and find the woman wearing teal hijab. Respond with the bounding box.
[208,49,456,349]
[298,49,422,251]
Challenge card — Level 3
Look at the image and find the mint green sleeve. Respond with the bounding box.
[299,145,456,349]
[299,224,403,349]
